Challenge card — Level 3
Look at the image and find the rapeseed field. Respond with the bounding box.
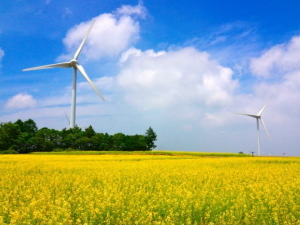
[0,154,299,224]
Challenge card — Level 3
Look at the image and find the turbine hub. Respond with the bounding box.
[70,59,78,68]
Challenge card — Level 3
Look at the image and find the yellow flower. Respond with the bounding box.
[0,155,299,224]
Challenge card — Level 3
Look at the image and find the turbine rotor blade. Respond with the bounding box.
[73,20,96,60]
[65,111,70,125]
[235,112,259,118]
[258,98,272,116]
[23,62,72,71]
[76,64,105,101]
[260,118,271,138]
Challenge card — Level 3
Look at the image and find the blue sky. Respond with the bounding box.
[1,0,300,155]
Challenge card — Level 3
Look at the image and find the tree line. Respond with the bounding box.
[0,119,157,153]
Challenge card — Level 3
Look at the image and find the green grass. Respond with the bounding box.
[30,150,251,157]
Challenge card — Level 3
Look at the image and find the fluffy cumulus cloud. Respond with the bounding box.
[5,93,37,109]
[116,47,238,118]
[250,36,300,78]
[60,3,145,60]
[250,36,300,117]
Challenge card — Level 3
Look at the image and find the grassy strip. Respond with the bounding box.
[29,150,251,157]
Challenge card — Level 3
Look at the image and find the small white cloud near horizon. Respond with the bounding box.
[5,93,37,109]
[59,3,145,61]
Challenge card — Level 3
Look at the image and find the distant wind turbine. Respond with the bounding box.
[23,20,105,128]
[236,99,271,156]
[65,111,70,126]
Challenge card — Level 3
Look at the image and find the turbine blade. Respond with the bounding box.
[235,112,259,118]
[23,62,72,71]
[76,64,105,101]
[73,20,96,60]
[65,111,70,125]
[258,98,272,116]
[260,118,271,139]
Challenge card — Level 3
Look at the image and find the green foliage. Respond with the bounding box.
[0,119,38,153]
[0,119,157,153]
[84,125,96,138]
[0,148,18,154]
[0,122,20,150]
[35,128,61,152]
[145,127,157,150]
[112,133,126,150]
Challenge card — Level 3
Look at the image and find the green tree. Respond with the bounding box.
[144,127,157,150]
[60,128,69,149]
[13,119,38,153]
[112,133,126,150]
[64,126,83,149]
[15,119,38,134]
[0,122,20,150]
[14,132,36,153]
[0,118,155,152]
[75,137,93,150]
[93,133,111,150]
[122,135,147,151]
[84,125,96,138]
[35,128,61,151]
[135,135,147,150]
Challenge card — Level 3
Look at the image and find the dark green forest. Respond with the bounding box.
[0,119,157,153]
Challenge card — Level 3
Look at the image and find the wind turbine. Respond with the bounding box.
[236,100,271,156]
[23,20,105,128]
[65,111,71,126]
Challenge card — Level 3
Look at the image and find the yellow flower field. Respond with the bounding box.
[0,154,299,224]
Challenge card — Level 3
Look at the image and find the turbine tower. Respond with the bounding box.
[236,100,271,156]
[23,20,105,128]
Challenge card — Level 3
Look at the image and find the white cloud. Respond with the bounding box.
[248,35,300,123]
[116,47,238,113]
[0,48,4,68]
[62,7,73,18]
[250,36,300,78]
[5,93,37,109]
[39,94,70,107]
[60,3,145,60]
[115,2,146,18]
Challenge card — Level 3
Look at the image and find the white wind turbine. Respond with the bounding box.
[23,20,105,128]
[236,100,271,156]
